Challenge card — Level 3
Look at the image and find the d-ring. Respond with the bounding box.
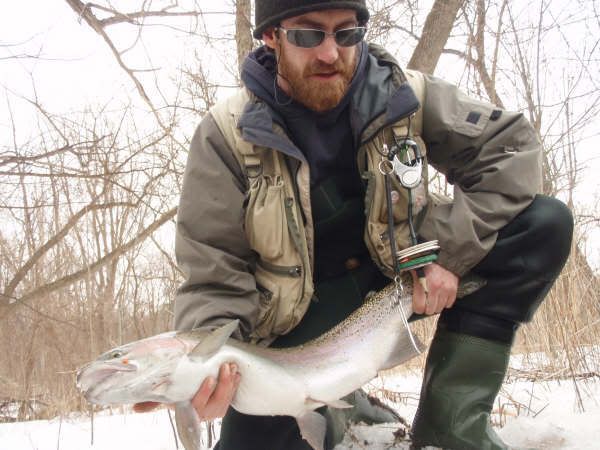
[379,159,394,175]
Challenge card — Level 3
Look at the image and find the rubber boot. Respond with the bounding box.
[410,328,512,450]
[325,388,404,449]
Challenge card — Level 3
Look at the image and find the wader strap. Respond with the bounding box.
[231,118,263,178]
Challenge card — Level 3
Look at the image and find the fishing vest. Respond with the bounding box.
[211,69,429,341]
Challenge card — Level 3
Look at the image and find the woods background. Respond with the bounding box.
[1,0,599,423]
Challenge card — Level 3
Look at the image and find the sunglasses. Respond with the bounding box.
[277,26,367,48]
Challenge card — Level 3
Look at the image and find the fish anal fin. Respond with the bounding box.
[296,411,326,450]
[307,397,353,409]
[174,401,202,450]
[189,319,239,360]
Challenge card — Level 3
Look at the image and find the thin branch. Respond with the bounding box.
[3,207,176,309]
[2,200,137,301]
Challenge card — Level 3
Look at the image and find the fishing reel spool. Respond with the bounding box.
[386,138,440,273]
[396,240,440,272]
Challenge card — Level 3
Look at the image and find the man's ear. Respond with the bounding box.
[263,27,278,50]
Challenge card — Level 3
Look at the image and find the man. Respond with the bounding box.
[164,1,573,449]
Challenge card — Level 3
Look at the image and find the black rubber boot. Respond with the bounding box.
[410,328,512,450]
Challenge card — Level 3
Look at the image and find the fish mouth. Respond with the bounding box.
[76,361,138,395]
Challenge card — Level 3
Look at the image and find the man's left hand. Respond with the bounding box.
[411,263,459,315]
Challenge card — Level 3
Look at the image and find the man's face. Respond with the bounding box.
[264,9,360,112]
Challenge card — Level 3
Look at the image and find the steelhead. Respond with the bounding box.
[77,280,424,450]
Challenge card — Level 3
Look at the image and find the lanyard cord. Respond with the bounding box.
[404,117,418,247]
[384,169,401,275]
[383,153,422,354]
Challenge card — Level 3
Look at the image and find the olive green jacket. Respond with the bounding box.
[173,45,541,340]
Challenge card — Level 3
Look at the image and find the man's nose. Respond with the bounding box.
[315,34,339,65]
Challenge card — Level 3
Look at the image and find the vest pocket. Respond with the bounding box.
[245,175,284,260]
[245,174,309,340]
[254,271,280,338]
[253,261,305,339]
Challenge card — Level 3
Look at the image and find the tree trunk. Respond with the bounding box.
[408,0,465,74]
[235,0,253,76]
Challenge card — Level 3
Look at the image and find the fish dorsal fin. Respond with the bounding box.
[189,319,239,360]
[296,411,326,450]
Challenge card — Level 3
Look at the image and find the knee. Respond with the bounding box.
[526,195,574,276]
[533,195,573,233]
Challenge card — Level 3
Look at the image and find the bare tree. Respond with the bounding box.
[407,0,465,73]
[236,0,254,75]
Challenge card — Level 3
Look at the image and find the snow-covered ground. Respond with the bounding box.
[1,367,598,450]
[339,372,600,449]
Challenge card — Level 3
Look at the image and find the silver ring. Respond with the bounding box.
[379,159,394,175]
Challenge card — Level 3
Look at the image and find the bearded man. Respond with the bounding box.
[138,1,574,449]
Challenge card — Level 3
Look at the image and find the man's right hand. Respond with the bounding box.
[411,263,458,315]
[133,362,241,420]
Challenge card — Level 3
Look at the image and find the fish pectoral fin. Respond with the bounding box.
[174,401,202,450]
[308,397,353,409]
[296,411,326,450]
[189,319,239,360]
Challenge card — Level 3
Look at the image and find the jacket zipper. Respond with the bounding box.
[257,259,302,278]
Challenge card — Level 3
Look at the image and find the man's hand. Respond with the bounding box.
[411,263,459,315]
[133,362,241,420]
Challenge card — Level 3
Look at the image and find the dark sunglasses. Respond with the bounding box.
[277,26,367,48]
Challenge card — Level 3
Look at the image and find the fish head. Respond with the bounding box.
[76,332,184,405]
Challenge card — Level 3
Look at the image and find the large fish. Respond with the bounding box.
[77,280,425,450]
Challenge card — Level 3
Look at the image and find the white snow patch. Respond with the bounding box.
[1,375,598,450]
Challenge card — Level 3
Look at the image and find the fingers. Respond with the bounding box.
[411,264,459,316]
[192,363,241,421]
[424,292,439,315]
[425,292,451,315]
[444,293,457,310]
[190,374,218,415]
[208,363,240,417]
[411,270,426,314]
[423,285,455,315]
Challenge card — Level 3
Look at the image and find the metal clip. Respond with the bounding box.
[392,275,422,354]
[393,157,422,189]
[392,138,422,189]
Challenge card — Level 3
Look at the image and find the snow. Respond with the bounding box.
[337,373,600,449]
[1,370,599,450]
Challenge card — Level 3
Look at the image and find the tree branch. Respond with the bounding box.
[2,207,177,309]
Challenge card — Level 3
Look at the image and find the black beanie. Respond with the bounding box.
[253,0,370,39]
